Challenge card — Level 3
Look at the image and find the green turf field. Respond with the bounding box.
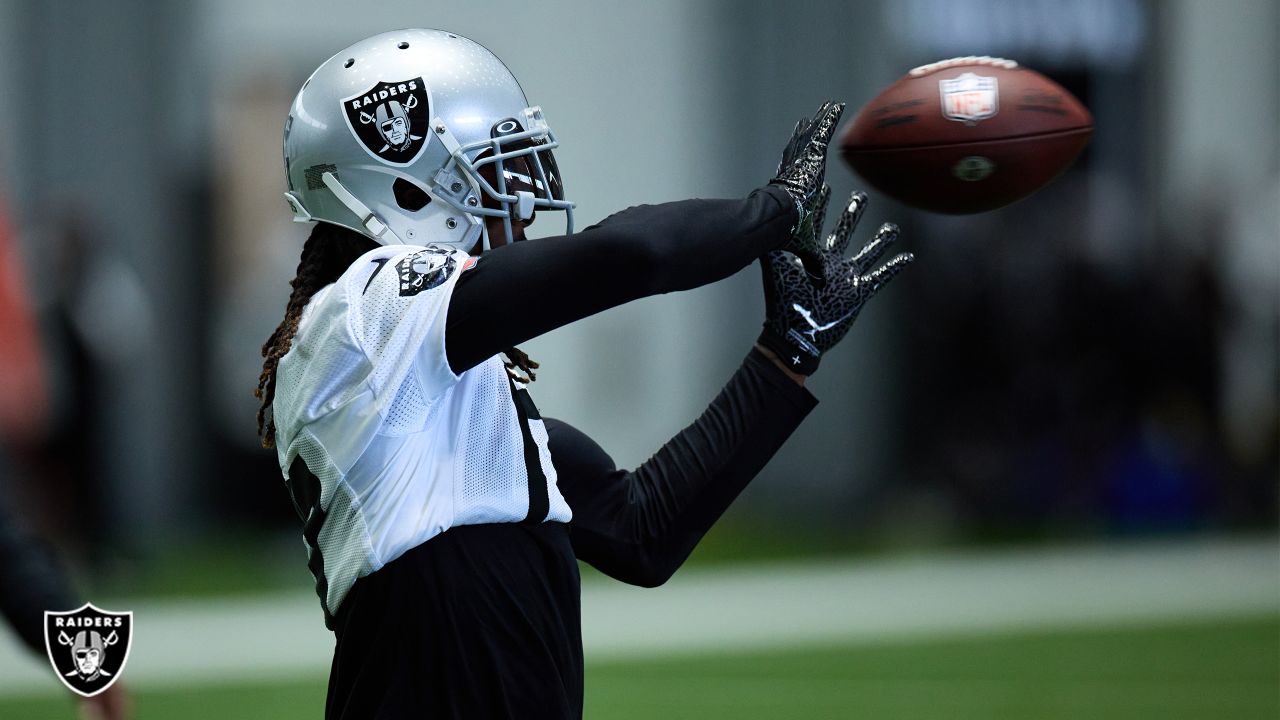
[3,614,1275,719]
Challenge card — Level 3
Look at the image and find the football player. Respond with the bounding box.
[256,28,911,719]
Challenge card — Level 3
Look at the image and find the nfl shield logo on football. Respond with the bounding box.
[44,603,134,697]
[939,72,999,124]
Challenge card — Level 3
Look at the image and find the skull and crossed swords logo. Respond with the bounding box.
[343,77,431,165]
[44,603,134,697]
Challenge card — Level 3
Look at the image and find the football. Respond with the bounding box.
[840,57,1093,214]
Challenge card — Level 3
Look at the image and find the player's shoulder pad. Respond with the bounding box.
[347,243,470,299]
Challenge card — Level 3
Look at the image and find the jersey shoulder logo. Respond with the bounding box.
[44,603,134,698]
[396,246,456,297]
[342,78,431,165]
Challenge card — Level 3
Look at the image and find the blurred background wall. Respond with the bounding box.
[0,0,1272,571]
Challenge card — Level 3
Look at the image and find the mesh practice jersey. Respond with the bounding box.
[272,244,571,625]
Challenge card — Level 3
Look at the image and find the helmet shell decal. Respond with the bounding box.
[342,78,431,165]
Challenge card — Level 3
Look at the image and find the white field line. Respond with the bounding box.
[0,537,1275,696]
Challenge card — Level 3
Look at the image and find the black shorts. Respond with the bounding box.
[325,522,582,719]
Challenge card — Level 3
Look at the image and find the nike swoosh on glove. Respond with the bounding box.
[758,188,913,375]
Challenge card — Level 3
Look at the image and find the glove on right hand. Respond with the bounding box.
[769,100,845,289]
[758,189,913,376]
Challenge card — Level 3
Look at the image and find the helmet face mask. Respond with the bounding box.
[283,29,573,251]
[455,112,569,247]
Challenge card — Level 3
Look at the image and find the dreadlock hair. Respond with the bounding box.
[503,346,539,384]
[255,222,379,449]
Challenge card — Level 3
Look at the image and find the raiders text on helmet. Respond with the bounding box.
[283,29,573,250]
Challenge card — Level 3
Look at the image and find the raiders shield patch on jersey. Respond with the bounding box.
[44,603,134,698]
[343,78,430,165]
[397,247,456,296]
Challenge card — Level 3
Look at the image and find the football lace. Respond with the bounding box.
[908,56,1019,77]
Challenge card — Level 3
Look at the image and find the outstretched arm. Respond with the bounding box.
[445,187,796,374]
[547,347,816,587]
[445,99,851,374]
[545,180,914,586]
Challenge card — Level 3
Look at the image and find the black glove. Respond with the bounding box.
[758,189,913,375]
[769,101,845,289]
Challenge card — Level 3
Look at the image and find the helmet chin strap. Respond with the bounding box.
[321,171,400,244]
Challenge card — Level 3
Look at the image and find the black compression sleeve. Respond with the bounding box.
[0,492,80,655]
[445,185,796,374]
[545,347,817,587]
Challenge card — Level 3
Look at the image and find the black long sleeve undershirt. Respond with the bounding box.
[440,186,811,587]
[444,186,795,374]
[547,348,816,587]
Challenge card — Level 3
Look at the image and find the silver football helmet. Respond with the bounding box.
[283,29,573,250]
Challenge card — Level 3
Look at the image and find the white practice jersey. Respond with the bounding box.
[272,244,572,623]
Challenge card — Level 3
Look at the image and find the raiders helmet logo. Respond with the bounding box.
[342,78,431,165]
[44,603,134,698]
[397,246,456,297]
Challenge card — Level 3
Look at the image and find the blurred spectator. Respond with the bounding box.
[34,214,154,565]
[0,192,130,718]
[0,195,48,446]
[0,474,129,720]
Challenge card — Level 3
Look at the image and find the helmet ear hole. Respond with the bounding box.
[392,178,431,211]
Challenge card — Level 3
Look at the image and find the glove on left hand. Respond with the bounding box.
[769,101,845,289]
[758,188,913,376]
